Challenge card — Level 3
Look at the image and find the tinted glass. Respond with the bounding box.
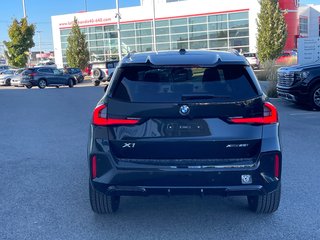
[38,68,53,73]
[112,66,257,103]
[15,69,25,75]
[243,53,256,57]
[22,69,34,75]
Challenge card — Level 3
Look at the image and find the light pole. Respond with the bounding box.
[152,0,157,51]
[22,0,27,18]
[116,0,122,60]
[37,31,42,62]
[84,0,87,11]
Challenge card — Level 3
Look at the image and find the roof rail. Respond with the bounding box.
[228,49,240,56]
[179,49,187,55]
[125,51,136,59]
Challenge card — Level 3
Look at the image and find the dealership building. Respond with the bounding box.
[299,4,320,38]
[51,0,299,67]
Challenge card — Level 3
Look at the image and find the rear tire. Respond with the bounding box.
[89,181,120,214]
[38,79,47,89]
[26,85,32,89]
[309,84,320,110]
[247,183,281,213]
[6,79,11,86]
[94,80,100,86]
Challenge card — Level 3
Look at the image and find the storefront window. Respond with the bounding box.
[208,14,227,22]
[60,10,249,65]
[156,27,169,35]
[229,12,249,21]
[190,32,208,41]
[189,16,206,25]
[209,39,228,48]
[156,43,170,50]
[170,18,187,26]
[299,17,308,35]
[209,31,227,39]
[156,35,170,43]
[171,34,188,42]
[190,40,208,49]
[189,24,207,33]
[156,20,169,27]
[136,22,151,29]
[208,22,228,31]
[229,29,249,38]
[229,20,249,29]
[229,37,249,47]
[171,26,188,34]
[136,28,152,37]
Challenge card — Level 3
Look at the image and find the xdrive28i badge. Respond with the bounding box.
[179,105,190,116]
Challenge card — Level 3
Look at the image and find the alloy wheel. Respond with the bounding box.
[313,87,320,107]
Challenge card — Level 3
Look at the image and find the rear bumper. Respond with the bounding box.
[20,80,33,86]
[11,82,23,86]
[90,152,281,196]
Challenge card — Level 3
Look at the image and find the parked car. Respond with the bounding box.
[277,61,320,110]
[88,49,282,214]
[34,61,57,68]
[10,69,26,87]
[61,67,84,83]
[90,60,118,86]
[276,51,297,65]
[0,69,17,86]
[20,67,75,89]
[0,65,10,73]
[243,52,260,69]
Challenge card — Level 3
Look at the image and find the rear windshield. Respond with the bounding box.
[112,65,258,103]
[22,69,34,75]
[243,53,256,57]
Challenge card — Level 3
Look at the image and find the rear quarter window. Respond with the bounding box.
[111,65,258,103]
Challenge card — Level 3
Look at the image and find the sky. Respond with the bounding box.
[0,0,141,52]
[0,0,318,53]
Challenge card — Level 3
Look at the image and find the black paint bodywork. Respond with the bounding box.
[277,63,320,103]
[88,50,281,197]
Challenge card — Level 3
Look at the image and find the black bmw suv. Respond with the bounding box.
[88,50,281,214]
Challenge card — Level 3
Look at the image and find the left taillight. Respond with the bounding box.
[92,104,140,126]
[229,102,278,125]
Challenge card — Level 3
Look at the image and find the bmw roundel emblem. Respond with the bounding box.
[179,105,190,116]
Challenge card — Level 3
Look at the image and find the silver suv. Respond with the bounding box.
[90,61,118,86]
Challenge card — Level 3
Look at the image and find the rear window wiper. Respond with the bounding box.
[181,94,230,101]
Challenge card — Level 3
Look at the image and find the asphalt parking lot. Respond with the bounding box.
[0,85,320,240]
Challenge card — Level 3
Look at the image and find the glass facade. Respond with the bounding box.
[60,11,249,63]
[299,17,308,35]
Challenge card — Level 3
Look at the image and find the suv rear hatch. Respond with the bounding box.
[101,65,266,165]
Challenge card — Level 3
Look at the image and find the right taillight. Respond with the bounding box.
[92,104,140,126]
[29,72,37,77]
[229,102,278,125]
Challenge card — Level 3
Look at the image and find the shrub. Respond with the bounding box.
[262,60,278,97]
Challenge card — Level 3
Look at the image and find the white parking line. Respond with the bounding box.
[289,112,319,116]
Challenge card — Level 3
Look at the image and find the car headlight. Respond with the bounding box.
[294,71,310,81]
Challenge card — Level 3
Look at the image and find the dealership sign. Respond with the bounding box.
[59,17,113,28]
[297,37,320,65]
